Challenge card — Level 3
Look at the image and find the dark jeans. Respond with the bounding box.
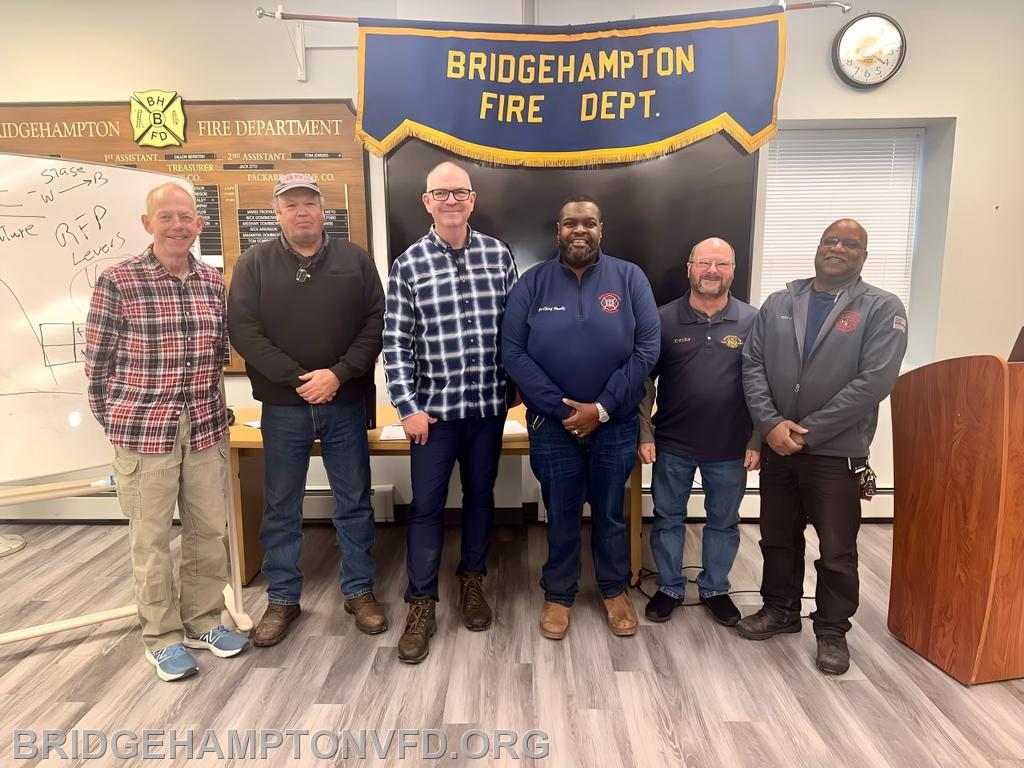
[758,447,864,636]
[528,412,638,606]
[260,401,376,604]
[406,414,505,602]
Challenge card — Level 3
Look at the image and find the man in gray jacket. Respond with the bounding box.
[738,218,908,675]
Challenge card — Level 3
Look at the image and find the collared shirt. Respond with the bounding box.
[644,292,757,461]
[383,225,518,420]
[85,248,229,453]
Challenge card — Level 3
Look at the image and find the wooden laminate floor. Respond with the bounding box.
[0,521,1022,767]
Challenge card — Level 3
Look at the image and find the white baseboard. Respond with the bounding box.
[537,488,894,522]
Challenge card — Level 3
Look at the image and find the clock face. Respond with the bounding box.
[833,14,906,88]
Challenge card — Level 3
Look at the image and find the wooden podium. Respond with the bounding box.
[889,355,1024,684]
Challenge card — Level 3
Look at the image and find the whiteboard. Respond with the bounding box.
[0,153,201,483]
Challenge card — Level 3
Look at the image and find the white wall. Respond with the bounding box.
[3,0,1021,517]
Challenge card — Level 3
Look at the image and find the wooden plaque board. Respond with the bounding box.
[0,99,370,371]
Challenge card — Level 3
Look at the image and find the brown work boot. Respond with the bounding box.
[604,591,638,637]
[344,592,388,635]
[397,597,436,664]
[458,572,492,631]
[539,601,570,640]
[253,602,301,647]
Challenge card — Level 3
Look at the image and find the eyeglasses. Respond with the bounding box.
[820,236,865,250]
[427,188,473,202]
[689,259,735,270]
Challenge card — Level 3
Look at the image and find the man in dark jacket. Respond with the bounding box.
[739,218,908,675]
[638,237,760,627]
[228,173,386,646]
[502,195,660,641]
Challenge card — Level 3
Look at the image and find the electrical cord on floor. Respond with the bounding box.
[631,564,814,619]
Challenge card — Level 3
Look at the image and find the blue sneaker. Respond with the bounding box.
[183,626,251,658]
[145,643,199,682]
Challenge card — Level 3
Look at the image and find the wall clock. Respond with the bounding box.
[832,13,906,88]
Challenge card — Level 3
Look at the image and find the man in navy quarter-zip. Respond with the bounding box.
[502,195,660,641]
[738,218,908,676]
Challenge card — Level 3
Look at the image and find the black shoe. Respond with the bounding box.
[645,591,681,622]
[816,635,850,675]
[734,607,802,640]
[699,594,741,626]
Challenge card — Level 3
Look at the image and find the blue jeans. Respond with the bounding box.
[260,401,376,604]
[649,449,745,599]
[406,415,505,602]
[528,413,638,606]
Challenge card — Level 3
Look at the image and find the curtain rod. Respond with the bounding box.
[254,2,852,24]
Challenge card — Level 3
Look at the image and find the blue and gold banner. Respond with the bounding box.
[356,6,785,167]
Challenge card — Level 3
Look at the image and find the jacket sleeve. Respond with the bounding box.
[84,271,121,429]
[742,302,787,436]
[501,275,573,420]
[382,260,422,419]
[798,297,908,448]
[596,267,661,416]
[330,249,385,386]
[638,378,656,443]
[226,251,306,387]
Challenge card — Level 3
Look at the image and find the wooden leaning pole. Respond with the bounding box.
[0,461,253,647]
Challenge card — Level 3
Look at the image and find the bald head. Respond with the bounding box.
[687,236,736,298]
[422,161,476,239]
[425,161,471,191]
[822,218,867,249]
[689,237,735,265]
[815,218,868,289]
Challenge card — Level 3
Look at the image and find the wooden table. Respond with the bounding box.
[228,403,643,586]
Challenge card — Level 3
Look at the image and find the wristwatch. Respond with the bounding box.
[595,402,610,423]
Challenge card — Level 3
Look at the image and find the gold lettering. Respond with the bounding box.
[581,93,597,121]
[598,50,618,79]
[537,54,554,84]
[519,54,536,84]
[447,50,466,79]
[578,53,596,82]
[677,44,695,74]
[527,94,544,123]
[468,52,487,80]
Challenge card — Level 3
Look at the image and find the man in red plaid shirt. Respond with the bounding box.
[85,182,250,682]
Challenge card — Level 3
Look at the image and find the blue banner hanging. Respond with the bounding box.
[356,6,785,167]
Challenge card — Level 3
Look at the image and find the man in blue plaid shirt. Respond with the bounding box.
[383,161,518,664]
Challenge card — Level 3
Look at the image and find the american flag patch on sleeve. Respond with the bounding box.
[893,316,907,333]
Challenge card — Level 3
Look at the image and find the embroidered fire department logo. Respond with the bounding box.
[599,292,621,313]
[835,311,860,333]
[130,90,186,148]
[721,334,743,349]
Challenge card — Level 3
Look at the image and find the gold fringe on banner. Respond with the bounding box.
[355,113,777,168]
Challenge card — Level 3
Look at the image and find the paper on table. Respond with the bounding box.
[503,420,527,436]
[378,421,525,440]
[379,425,408,441]
[243,420,261,429]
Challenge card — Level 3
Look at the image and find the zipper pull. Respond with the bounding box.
[794,383,800,393]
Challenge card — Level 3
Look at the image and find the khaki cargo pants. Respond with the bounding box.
[111,412,229,651]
